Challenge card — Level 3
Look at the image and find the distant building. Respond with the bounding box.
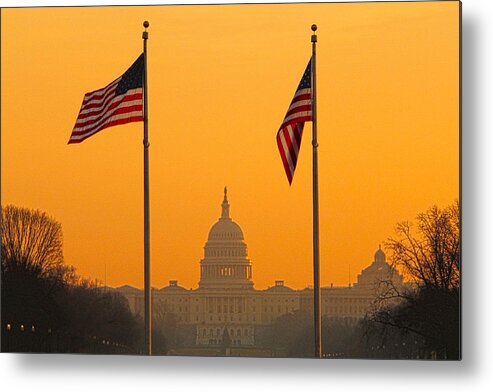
[117,188,403,349]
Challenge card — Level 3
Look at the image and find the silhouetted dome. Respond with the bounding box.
[374,245,386,263]
[353,245,403,289]
[199,187,253,290]
[207,186,244,241]
[208,219,244,241]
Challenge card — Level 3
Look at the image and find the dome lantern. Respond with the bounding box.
[221,186,230,219]
[374,244,386,263]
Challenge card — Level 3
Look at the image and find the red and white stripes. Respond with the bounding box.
[68,77,143,144]
[277,86,312,184]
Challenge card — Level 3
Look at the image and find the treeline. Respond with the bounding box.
[1,204,166,354]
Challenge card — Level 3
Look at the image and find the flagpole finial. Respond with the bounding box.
[143,21,149,40]
[311,24,317,43]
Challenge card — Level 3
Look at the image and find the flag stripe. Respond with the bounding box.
[79,86,120,115]
[71,100,143,136]
[281,112,312,128]
[286,100,312,111]
[293,123,303,147]
[293,88,311,98]
[68,115,144,144]
[292,93,312,102]
[70,110,143,141]
[281,129,297,174]
[278,130,295,182]
[285,103,312,114]
[286,124,300,155]
[83,78,120,102]
[277,135,293,184]
[75,90,143,125]
[72,101,142,135]
[83,79,120,105]
[283,110,312,126]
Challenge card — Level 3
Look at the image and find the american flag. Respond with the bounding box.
[276,58,312,184]
[68,54,144,144]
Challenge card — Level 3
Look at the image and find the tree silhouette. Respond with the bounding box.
[1,205,152,354]
[369,201,460,359]
[386,201,460,291]
[1,205,64,279]
[1,205,67,343]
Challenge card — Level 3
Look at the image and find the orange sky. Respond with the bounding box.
[1,2,459,290]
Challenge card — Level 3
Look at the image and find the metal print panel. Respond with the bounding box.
[0,1,461,359]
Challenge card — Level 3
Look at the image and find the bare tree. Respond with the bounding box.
[386,201,460,292]
[1,205,149,354]
[368,201,460,359]
[1,205,64,278]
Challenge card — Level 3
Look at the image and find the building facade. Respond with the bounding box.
[117,188,403,348]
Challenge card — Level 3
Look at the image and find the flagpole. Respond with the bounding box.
[142,20,152,356]
[311,24,322,359]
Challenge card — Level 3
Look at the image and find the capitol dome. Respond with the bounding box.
[198,187,253,290]
[207,190,244,241]
[353,245,403,289]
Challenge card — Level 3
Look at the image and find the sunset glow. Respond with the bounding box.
[1,2,459,290]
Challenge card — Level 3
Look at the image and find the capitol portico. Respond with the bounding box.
[118,188,403,350]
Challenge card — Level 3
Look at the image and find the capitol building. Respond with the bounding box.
[117,188,403,353]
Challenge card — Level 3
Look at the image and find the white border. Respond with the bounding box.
[2,0,492,391]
